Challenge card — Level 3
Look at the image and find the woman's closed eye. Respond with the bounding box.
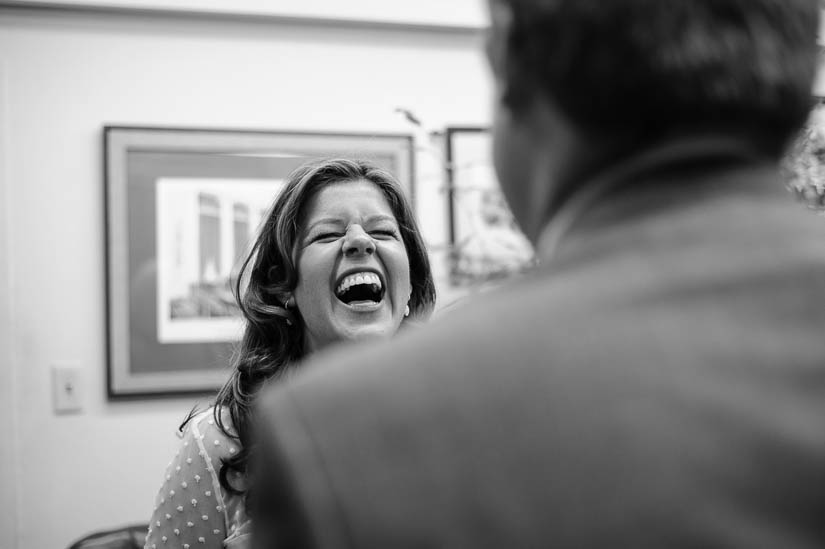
[370,228,399,240]
[311,232,344,243]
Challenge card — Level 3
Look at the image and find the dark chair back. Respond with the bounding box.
[67,524,148,549]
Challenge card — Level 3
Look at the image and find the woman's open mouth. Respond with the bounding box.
[335,271,385,306]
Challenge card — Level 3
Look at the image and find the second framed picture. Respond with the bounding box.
[105,126,414,397]
[445,127,535,286]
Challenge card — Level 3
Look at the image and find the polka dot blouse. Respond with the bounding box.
[144,408,251,549]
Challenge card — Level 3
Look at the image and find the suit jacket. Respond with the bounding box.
[254,138,825,548]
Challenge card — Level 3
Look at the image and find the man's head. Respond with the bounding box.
[486,0,820,241]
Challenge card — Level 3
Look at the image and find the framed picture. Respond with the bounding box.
[782,97,825,211]
[445,127,535,286]
[105,126,413,397]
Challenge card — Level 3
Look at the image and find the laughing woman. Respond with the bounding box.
[144,159,436,549]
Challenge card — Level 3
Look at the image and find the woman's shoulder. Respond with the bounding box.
[182,406,241,461]
[176,405,248,493]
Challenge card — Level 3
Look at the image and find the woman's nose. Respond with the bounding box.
[342,226,375,256]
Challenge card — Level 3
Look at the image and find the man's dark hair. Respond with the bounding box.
[495,0,820,157]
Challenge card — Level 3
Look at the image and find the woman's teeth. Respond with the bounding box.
[336,272,382,297]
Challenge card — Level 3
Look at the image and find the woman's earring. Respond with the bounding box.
[284,296,294,326]
[404,304,410,317]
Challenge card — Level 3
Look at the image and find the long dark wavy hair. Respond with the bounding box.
[181,157,436,495]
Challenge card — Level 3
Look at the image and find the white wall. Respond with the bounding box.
[6,0,487,29]
[0,5,491,548]
[0,56,21,549]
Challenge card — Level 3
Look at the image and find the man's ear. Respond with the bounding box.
[485,0,513,81]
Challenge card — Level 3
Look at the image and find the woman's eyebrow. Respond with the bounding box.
[365,215,398,225]
[305,217,344,232]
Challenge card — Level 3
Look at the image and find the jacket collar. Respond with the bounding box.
[534,135,776,266]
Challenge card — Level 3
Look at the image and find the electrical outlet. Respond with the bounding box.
[52,363,83,414]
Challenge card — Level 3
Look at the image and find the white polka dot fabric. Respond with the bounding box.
[145,408,251,549]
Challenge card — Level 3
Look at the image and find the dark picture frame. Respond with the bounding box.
[445,127,535,286]
[104,126,414,398]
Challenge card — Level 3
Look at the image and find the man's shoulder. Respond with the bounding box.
[261,271,587,437]
[296,273,567,380]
